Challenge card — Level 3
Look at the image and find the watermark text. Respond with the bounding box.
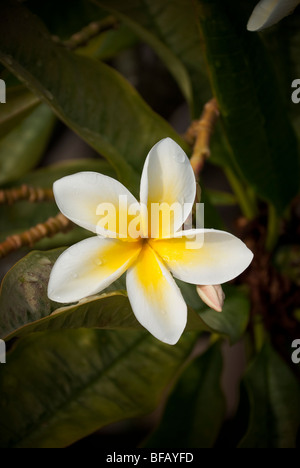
[291,339,300,364]
[0,339,6,364]
[292,79,300,104]
[105,452,193,465]
[0,79,6,104]
[95,199,204,248]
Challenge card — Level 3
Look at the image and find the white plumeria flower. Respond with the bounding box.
[247,0,300,31]
[48,138,253,345]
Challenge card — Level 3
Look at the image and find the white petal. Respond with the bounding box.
[247,0,300,31]
[53,172,138,236]
[126,244,187,345]
[140,138,196,238]
[48,236,142,303]
[150,229,253,285]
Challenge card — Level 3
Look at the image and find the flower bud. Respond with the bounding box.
[196,284,225,312]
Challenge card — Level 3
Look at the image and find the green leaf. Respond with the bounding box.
[261,13,300,112]
[77,24,138,62]
[3,292,142,342]
[239,343,300,448]
[26,0,107,40]
[278,14,300,141]
[96,0,211,116]
[0,248,250,343]
[0,0,188,196]
[0,249,201,340]
[0,103,55,185]
[274,244,300,286]
[0,250,61,340]
[200,186,225,230]
[144,342,225,448]
[0,247,139,340]
[34,228,93,252]
[199,286,250,345]
[209,124,241,174]
[0,327,197,448]
[26,2,137,61]
[197,0,299,213]
[206,189,237,207]
[0,159,116,241]
[0,85,40,139]
[179,281,250,344]
[12,158,117,188]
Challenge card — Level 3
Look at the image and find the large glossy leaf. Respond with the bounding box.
[206,189,237,207]
[281,13,300,140]
[27,1,138,62]
[0,248,250,343]
[0,103,55,185]
[33,228,93,252]
[2,292,139,342]
[144,342,225,448]
[26,0,107,40]
[77,24,138,62]
[12,158,116,188]
[0,327,197,448]
[178,280,250,344]
[197,287,250,345]
[197,0,299,213]
[96,0,211,116]
[0,0,188,196]
[0,85,40,139]
[199,186,225,230]
[260,11,300,113]
[239,343,300,448]
[0,249,203,340]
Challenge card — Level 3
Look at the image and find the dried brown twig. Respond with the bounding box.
[0,185,54,205]
[0,213,73,259]
[185,98,220,177]
[53,16,118,51]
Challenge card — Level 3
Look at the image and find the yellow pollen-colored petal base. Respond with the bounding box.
[126,242,187,345]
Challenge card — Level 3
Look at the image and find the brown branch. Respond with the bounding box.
[0,185,54,205]
[185,98,220,178]
[53,16,118,51]
[0,213,73,259]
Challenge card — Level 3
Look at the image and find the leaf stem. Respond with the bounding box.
[265,204,279,252]
[224,167,257,220]
[253,316,267,353]
[53,16,118,51]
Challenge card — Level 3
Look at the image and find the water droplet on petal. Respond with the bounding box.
[173,151,186,164]
[72,273,78,279]
[38,257,51,266]
[95,259,103,266]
